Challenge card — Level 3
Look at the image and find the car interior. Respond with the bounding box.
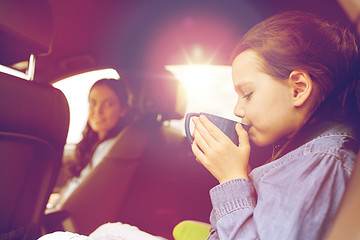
[0,0,359,240]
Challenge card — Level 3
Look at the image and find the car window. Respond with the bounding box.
[166,64,240,136]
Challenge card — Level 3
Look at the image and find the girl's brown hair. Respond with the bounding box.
[232,11,360,121]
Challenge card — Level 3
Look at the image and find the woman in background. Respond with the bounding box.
[49,78,133,208]
[70,78,133,177]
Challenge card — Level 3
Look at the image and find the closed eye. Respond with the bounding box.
[243,92,253,100]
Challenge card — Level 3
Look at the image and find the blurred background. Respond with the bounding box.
[1,0,355,143]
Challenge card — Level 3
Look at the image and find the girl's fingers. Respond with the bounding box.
[191,135,209,166]
[193,127,209,153]
[192,116,214,149]
[191,142,204,161]
[191,118,251,183]
[197,115,233,145]
[236,123,251,151]
[191,116,219,164]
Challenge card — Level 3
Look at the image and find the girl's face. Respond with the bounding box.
[88,84,127,140]
[232,50,301,147]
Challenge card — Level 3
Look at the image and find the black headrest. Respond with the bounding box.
[0,0,52,65]
[137,72,187,121]
[0,72,69,149]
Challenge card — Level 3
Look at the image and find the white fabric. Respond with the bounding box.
[89,222,164,240]
[38,231,92,240]
[38,222,165,240]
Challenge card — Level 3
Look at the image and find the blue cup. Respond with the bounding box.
[184,112,248,145]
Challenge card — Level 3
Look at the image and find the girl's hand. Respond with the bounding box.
[191,115,251,184]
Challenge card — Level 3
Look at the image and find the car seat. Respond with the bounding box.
[0,0,70,239]
[0,72,70,240]
[325,150,360,240]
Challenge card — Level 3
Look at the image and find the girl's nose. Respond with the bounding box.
[234,98,245,118]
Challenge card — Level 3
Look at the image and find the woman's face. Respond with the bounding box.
[232,49,301,147]
[88,84,127,140]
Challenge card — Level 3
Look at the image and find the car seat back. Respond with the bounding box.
[0,72,70,239]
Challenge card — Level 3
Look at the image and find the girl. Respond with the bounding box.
[191,11,360,239]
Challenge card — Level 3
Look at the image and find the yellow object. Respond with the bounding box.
[173,220,211,240]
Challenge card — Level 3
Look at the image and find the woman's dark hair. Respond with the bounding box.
[232,11,360,124]
[71,78,133,177]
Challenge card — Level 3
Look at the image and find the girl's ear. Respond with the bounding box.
[288,71,313,107]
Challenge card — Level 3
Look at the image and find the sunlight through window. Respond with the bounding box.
[165,64,240,135]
